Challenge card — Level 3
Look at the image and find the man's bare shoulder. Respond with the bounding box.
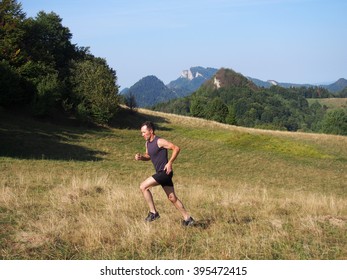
[158,137,177,150]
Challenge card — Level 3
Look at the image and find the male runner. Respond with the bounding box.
[135,121,194,226]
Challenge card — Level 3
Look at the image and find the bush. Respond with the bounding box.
[321,109,347,136]
[31,73,63,116]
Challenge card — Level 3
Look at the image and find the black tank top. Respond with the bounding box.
[147,136,168,172]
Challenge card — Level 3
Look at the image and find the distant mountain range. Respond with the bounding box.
[121,66,347,108]
[121,67,218,107]
[248,77,347,93]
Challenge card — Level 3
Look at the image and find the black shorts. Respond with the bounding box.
[152,171,174,187]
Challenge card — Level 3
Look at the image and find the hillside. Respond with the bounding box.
[153,68,347,135]
[122,75,178,107]
[1,108,346,260]
[154,68,310,131]
[307,98,347,111]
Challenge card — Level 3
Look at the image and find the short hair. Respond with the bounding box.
[141,121,155,132]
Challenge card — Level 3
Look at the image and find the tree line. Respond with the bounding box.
[0,0,119,124]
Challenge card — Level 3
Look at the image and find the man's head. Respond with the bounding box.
[141,121,155,141]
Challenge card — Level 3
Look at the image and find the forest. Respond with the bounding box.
[0,0,119,124]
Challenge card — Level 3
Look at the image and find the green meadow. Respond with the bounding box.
[1,108,346,259]
[307,97,347,111]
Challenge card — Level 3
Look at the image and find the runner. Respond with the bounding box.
[135,121,194,226]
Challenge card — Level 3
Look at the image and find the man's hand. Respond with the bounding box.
[135,153,150,161]
[135,153,141,161]
[164,162,172,174]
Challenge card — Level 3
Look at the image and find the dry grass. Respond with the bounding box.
[0,109,346,259]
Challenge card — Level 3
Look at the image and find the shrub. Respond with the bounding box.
[321,109,347,136]
[31,73,63,116]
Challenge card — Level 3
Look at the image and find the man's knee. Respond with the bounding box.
[167,192,177,203]
[140,177,157,192]
[140,182,147,192]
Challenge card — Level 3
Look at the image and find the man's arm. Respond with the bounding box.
[158,138,180,174]
[135,142,151,161]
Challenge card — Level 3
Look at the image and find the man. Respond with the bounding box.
[135,121,194,226]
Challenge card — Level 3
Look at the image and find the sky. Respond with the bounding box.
[20,0,347,89]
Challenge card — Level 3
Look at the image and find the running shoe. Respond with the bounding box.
[182,216,195,227]
[145,211,160,222]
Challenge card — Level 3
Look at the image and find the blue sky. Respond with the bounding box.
[20,0,347,89]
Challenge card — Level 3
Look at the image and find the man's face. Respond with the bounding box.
[141,125,152,141]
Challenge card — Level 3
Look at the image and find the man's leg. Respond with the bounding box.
[140,176,159,214]
[162,186,190,220]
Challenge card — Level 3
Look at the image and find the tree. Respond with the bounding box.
[125,92,137,111]
[337,87,347,98]
[261,106,274,123]
[0,0,121,124]
[0,60,28,106]
[0,0,27,65]
[225,105,236,125]
[305,101,325,131]
[23,11,76,78]
[321,109,347,136]
[0,0,30,108]
[70,57,119,124]
[206,97,229,123]
[190,96,208,118]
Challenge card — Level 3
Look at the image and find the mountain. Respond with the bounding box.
[122,75,178,108]
[154,67,325,132]
[167,66,218,97]
[323,78,347,92]
[122,67,347,108]
[247,77,274,88]
[248,77,314,89]
[201,68,258,91]
[152,67,347,134]
[120,87,130,95]
[248,77,347,92]
[121,67,218,108]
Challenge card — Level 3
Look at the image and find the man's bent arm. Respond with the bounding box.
[158,138,180,173]
[135,142,151,161]
[140,153,151,161]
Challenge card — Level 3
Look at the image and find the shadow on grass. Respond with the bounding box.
[190,219,213,229]
[0,107,172,161]
[110,107,172,131]
[0,110,108,161]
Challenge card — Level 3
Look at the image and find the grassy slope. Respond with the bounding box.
[0,108,346,260]
[307,98,347,110]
